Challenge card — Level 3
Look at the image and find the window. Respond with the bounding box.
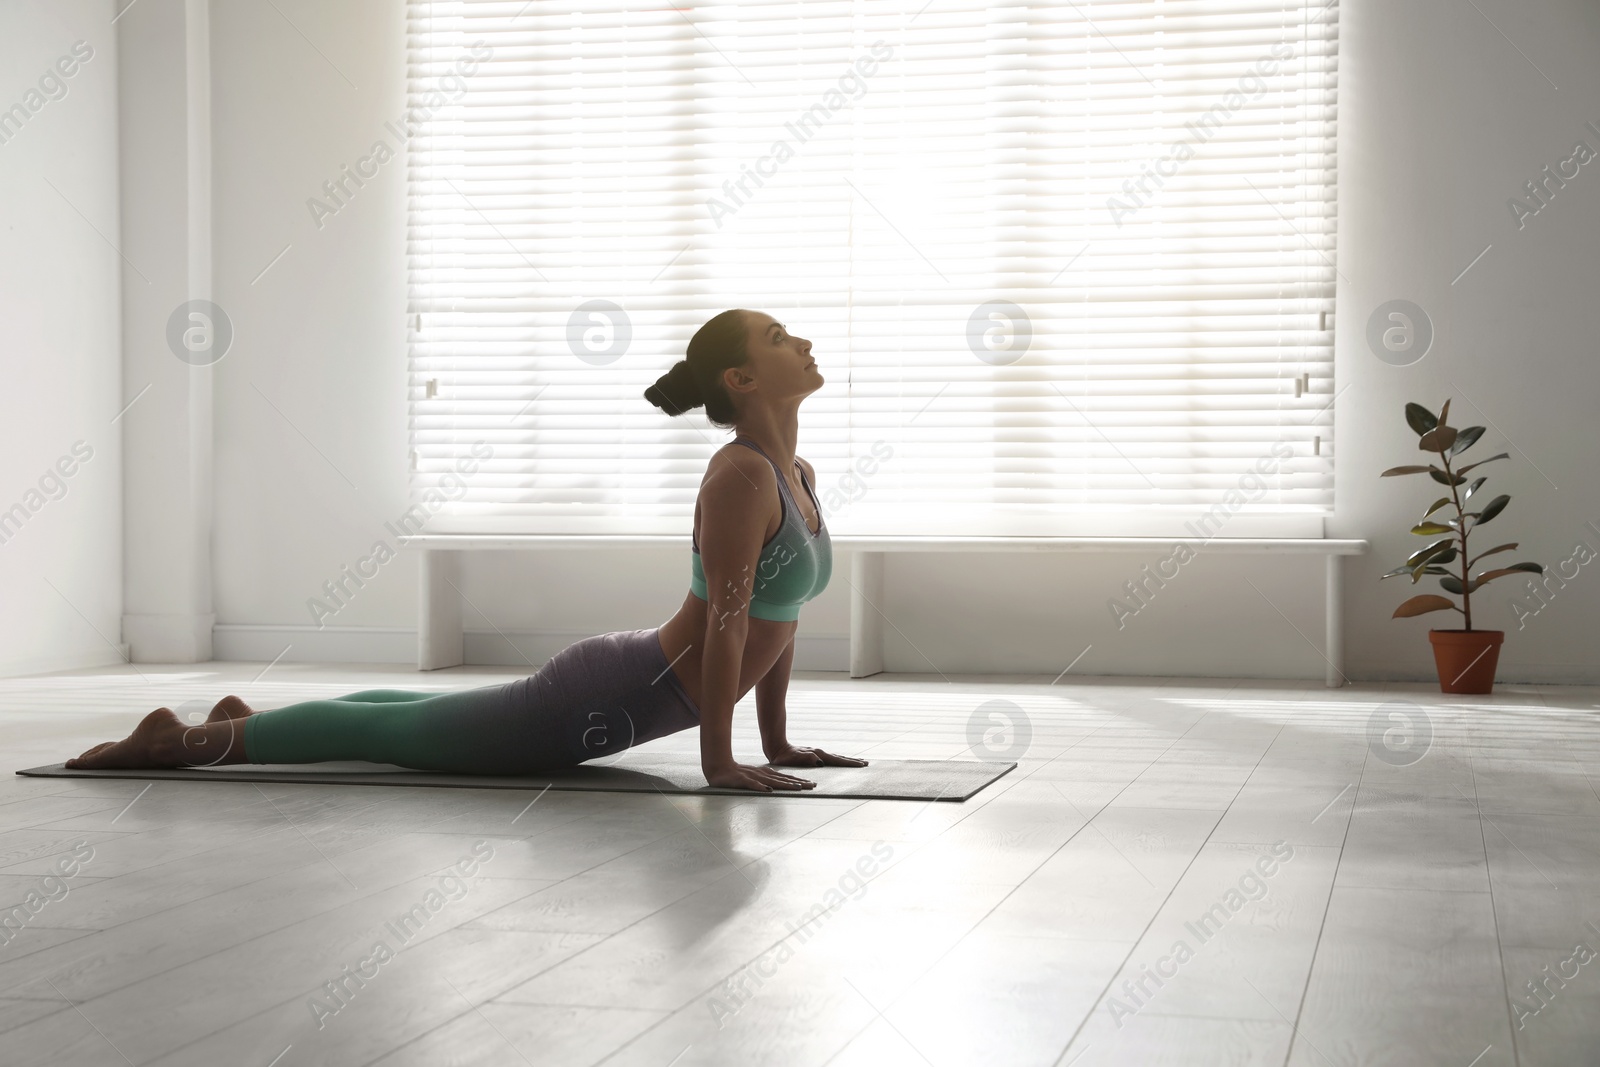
[407,0,1339,536]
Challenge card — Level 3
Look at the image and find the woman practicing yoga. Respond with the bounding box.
[66,309,866,792]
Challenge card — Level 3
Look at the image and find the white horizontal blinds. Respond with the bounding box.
[408,3,700,533]
[406,0,1338,536]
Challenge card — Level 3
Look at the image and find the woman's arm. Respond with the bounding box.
[752,455,868,771]
[697,447,816,792]
[755,634,796,761]
[757,636,870,770]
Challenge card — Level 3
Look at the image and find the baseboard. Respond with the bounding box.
[212,624,853,672]
[0,644,133,680]
[1355,664,1600,687]
[212,624,416,665]
[199,625,1600,685]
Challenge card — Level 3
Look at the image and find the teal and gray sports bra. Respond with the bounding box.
[690,436,832,622]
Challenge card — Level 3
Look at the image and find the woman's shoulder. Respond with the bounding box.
[702,441,777,495]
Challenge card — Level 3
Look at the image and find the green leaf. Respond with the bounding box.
[1385,561,1460,581]
[1419,426,1458,453]
[1463,476,1487,501]
[1405,403,1438,436]
[1423,497,1453,518]
[1439,575,1465,595]
[1411,522,1454,536]
[1428,469,1468,486]
[1430,547,1458,566]
[1449,426,1486,456]
[1458,453,1510,475]
[1474,494,1510,525]
[1468,542,1518,567]
[1382,465,1439,477]
[1405,537,1457,568]
[1439,399,1451,427]
[1393,594,1458,618]
[1473,565,1540,586]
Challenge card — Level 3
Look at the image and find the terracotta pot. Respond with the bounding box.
[1428,629,1504,694]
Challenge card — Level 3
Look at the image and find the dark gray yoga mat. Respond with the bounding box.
[16,752,1014,802]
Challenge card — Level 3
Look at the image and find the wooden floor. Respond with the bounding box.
[2,661,1598,1067]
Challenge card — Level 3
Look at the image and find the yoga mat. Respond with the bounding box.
[16,753,1014,802]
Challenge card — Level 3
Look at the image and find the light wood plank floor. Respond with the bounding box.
[3,661,1599,1066]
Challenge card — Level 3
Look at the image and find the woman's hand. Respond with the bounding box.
[766,745,869,769]
[703,760,817,792]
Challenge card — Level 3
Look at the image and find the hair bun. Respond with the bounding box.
[644,359,704,417]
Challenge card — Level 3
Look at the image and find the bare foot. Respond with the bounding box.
[65,708,188,770]
[207,695,254,723]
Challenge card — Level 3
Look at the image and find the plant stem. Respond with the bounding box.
[1442,449,1471,630]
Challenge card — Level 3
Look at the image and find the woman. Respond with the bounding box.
[66,310,866,793]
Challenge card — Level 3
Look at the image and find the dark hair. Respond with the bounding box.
[643,309,750,429]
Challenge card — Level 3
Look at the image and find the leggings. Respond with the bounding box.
[242,627,701,774]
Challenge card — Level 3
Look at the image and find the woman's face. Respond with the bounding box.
[734,312,821,401]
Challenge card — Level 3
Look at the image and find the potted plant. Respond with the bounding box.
[1380,399,1543,694]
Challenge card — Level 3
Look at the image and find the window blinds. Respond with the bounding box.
[406,0,1339,536]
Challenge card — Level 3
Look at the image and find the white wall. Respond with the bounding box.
[0,1,123,678]
[118,0,218,664]
[203,0,1600,683]
[1333,0,1600,683]
[209,0,416,664]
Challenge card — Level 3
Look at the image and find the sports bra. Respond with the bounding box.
[689,436,833,622]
